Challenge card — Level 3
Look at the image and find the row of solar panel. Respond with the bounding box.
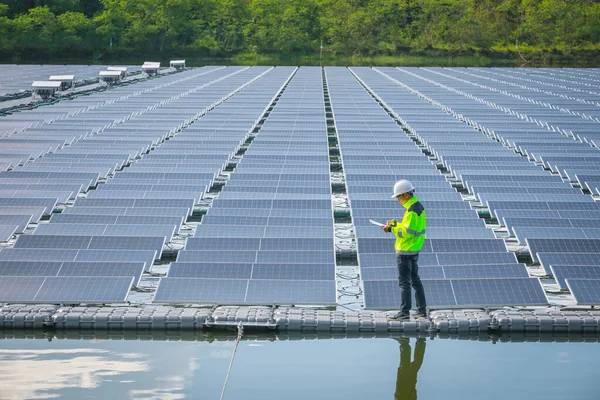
[363,278,547,309]
[361,263,529,281]
[352,66,600,308]
[0,67,290,308]
[153,67,336,304]
[326,67,543,310]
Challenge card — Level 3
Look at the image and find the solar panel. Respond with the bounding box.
[245,280,336,304]
[429,239,507,253]
[262,226,332,238]
[527,239,600,261]
[177,250,258,263]
[206,209,273,217]
[480,193,592,204]
[154,278,248,303]
[361,266,445,281]
[102,225,176,240]
[504,218,574,229]
[194,225,266,238]
[0,207,47,222]
[269,209,332,218]
[0,248,80,261]
[413,228,495,239]
[73,250,158,267]
[0,225,18,241]
[359,252,441,268]
[34,224,108,236]
[0,198,57,213]
[14,231,165,250]
[495,209,600,222]
[255,251,334,264]
[58,261,146,285]
[351,209,477,219]
[363,279,456,309]
[0,277,47,302]
[88,236,166,255]
[0,261,62,276]
[186,238,261,251]
[33,276,134,303]
[260,238,333,251]
[358,238,418,254]
[75,198,195,209]
[0,190,76,204]
[550,265,600,289]
[352,200,470,210]
[0,215,32,232]
[451,278,547,307]
[441,264,529,279]
[168,262,254,279]
[14,234,93,249]
[537,252,600,273]
[436,252,518,265]
[201,216,270,226]
[251,263,334,280]
[488,201,600,213]
[61,206,191,217]
[514,227,600,244]
[566,279,600,305]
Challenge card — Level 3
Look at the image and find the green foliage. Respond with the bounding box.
[1,0,599,60]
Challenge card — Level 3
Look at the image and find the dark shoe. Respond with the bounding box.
[413,313,428,319]
[388,312,410,321]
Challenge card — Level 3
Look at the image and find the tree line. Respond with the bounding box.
[1,0,599,61]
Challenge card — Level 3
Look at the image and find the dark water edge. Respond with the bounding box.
[3,51,600,68]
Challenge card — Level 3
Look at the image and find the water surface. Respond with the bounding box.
[0,332,598,399]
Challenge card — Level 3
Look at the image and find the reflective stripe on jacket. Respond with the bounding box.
[390,195,426,255]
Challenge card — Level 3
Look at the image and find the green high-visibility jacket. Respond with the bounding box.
[390,195,426,255]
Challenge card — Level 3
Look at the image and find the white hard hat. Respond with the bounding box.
[391,179,415,198]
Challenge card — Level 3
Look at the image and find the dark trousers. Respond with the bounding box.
[397,254,427,315]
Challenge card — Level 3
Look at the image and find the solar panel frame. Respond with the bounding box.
[451,278,548,307]
[566,279,600,305]
[550,265,600,289]
[167,262,254,279]
[363,279,456,309]
[57,261,146,285]
[0,261,63,276]
[528,239,600,261]
[0,225,18,241]
[245,279,336,304]
[153,278,248,304]
[33,276,134,303]
[361,266,445,281]
[537,252,600,274]
[0,276,47,302]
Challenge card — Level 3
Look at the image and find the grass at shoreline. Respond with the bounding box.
[230,53,508,67]
[5,50,600,68]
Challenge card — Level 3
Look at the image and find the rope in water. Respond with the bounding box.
[219,322,244,400]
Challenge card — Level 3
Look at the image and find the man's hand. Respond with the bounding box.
[383,219,395,232]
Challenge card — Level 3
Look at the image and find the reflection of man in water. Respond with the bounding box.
[394,338,425,400]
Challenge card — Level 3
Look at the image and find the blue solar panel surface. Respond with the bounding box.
[551,266,600,289]
[566,279,600,305]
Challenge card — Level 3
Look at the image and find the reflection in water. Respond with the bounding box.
[0,348,149,399]
[394,338,425,400]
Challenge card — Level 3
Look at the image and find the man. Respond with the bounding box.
[394,337,426,400]
[382,179,427,320]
